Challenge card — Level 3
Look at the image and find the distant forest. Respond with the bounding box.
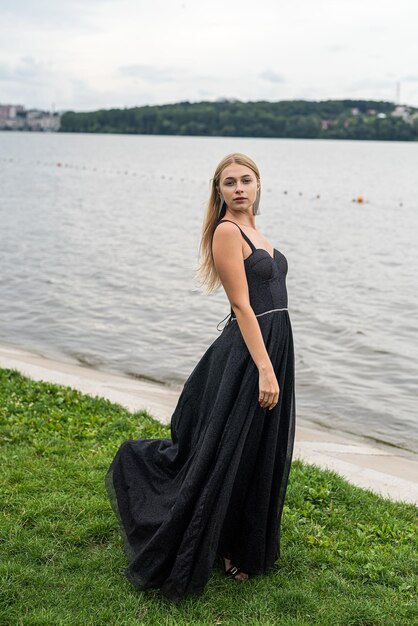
[60,99,418,141]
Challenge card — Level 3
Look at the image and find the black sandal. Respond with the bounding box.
[217,552,248,580]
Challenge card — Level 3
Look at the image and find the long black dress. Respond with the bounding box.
[105,218,296,603]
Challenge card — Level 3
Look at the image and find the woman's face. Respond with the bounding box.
[219,163,259,213]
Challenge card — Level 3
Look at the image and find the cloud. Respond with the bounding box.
[324,44,348,53]
[348,77,397,90]
[118,64,183,83]
[196,88,217,99]
[0,0,116,30]
[0,56,53,85]
[259,70,286,84]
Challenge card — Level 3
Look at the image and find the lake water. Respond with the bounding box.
[1,131,417,453]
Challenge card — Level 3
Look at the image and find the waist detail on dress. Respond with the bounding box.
[217,307,288,331]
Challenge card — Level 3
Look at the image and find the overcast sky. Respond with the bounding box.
[1,0,417,112]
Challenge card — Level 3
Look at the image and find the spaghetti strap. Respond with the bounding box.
[216,219,257,253]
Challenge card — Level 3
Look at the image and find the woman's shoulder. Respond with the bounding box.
[213,220,244,245]
[214,219,242,234]
[212,221,246,264]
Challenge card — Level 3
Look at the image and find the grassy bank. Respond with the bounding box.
[0,367,417,626]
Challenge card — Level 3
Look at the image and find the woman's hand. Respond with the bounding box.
[258,366,280,410]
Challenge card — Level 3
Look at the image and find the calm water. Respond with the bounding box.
[1,131,417,453]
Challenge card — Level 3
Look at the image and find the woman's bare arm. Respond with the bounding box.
[212,222,272,373]
[212,222,279,409]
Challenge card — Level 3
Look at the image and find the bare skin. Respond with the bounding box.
[212,162,281,581]
[223,555,249,580]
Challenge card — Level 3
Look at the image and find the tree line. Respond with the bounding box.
[60,99,418,141]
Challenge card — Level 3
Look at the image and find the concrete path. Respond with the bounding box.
[1,341,417,506]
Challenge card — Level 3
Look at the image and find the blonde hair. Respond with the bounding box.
[194,152,261,294]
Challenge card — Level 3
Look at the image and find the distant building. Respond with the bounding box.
[321,119,334,130]
[0,103,61,131]
[391,105,413,125]
[0,104,25,119]
[26,109,43,120]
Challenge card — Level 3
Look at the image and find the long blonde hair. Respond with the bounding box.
[194,152,261,294]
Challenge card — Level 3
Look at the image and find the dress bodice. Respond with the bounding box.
[214,219,289,330]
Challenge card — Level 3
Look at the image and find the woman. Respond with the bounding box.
[105,152,296,603]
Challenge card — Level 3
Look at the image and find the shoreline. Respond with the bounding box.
[0,339,417,505]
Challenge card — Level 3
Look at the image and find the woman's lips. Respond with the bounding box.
[234,198,246,202]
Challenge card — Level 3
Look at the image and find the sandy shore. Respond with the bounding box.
[0,340,417,506]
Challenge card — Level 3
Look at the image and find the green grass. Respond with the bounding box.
[0,367,417,626]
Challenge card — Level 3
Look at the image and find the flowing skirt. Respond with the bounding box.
[105,311,296,603]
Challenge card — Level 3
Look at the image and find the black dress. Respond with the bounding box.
[105,218,296,603]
